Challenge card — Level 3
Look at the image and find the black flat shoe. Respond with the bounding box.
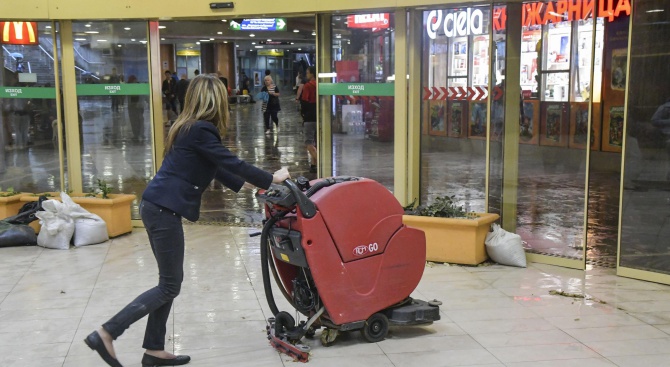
[141,353,191,366]
[84,331,123,367]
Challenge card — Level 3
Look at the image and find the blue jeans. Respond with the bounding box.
[102,200,184,350]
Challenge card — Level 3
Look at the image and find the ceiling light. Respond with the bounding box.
[647,8,664,12]
[210,38,214,40]
[249,33,255,37]
[161,38,165,40]
[255,46,264,48]
[290,42,295,45]
[85,31,99,34]
[224,41,228,43]
[117,45,122,47]
[267,39,272,42]
[293,29,299,33]
[131,38,136,41]
[221,19,228,22]
[311,31,316,36]
[97,39,108,42]
[85,24,91,27]
[200,39,210,42]
[298,48,302,50]
[45,26,51,29]
[158,25,166,29]
[124,27,131,30]
[74,38,86,41]
[140,40,147,44]
[196,42,201,45]
[251,42,256,45]
[217,31,223,35]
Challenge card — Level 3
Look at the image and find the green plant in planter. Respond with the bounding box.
[404,195,472,218]
[96,179,113,199]
[0,187,17,197]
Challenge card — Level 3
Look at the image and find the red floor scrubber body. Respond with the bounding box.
[256,176,441,362]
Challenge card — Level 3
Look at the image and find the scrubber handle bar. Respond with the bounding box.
[283,179,317,218]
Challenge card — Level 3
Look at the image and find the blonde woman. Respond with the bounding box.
[84,75,290,367]
[261,75,281,134]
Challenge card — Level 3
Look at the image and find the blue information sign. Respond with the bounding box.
[230,18,287,31]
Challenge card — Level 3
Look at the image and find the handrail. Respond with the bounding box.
[39,36,99,79]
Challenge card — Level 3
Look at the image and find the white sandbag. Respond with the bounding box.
[485,223,526,267]
[72,217,109,247]
[35,200,74,250]
[60,192,109,247]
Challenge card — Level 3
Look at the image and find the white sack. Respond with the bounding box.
[35,199,74,250]
[60,192,109,247]
[485,223,526,267]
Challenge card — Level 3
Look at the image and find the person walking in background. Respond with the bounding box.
[299,66,318,173]
[9,96,31,150]
[162,71,177,117]
[84,74,291,367]
[175,74,190,113]
[240,71,255,103]
[261,75,281,134]
[126,75,146,143]
[109,67,123,113]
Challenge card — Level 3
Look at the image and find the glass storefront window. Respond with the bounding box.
[72,21,152,219]
[0,21,63,193]
[620,0,670,275]
[515,1,628,265]
[327,13,395,190]
[420,6,491,212]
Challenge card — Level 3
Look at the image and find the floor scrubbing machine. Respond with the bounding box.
[256,176,441,362]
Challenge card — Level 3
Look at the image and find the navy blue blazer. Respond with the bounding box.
[143,120,273,221]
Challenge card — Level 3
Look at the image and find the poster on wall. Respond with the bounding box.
[335,60,360,83]
[253,71,262,86]
[601,15,629,152]
[469,101,487,139]
[448,101,467,138]
[421,101,429,135]
[427,100,447,136]
[569,102,601,150]
[520,100,539,145]
[602,106,624,152]
[540,102,569,147]
[611,48,627,91]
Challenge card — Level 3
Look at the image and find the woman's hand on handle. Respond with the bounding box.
[272,167,290,184]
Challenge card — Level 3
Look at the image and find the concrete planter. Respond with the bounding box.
[402,213,500,265]
[0,193,31,220]
[21,193,136,237]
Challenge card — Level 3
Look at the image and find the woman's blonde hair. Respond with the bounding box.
[164,74,229,155]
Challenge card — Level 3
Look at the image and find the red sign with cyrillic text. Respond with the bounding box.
[347,14,390,29]
[492,0,631,31]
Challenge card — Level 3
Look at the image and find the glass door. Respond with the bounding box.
[618,0,670,284]
[0,21,64,193]
[70,21,153,219]
[320,13,396,191]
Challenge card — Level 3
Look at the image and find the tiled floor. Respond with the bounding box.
[2,225,670,367]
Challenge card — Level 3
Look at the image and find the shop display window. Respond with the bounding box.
[420,6,493,213]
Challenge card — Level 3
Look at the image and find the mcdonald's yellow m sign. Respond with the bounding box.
[1,22,38,45]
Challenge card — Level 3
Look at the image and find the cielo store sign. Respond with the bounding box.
[1,22,38,45]
[426,9,484,39]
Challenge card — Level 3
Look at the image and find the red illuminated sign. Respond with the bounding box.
[1,22,38,45]
[347,13,390,29]
[492,0,631,31]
